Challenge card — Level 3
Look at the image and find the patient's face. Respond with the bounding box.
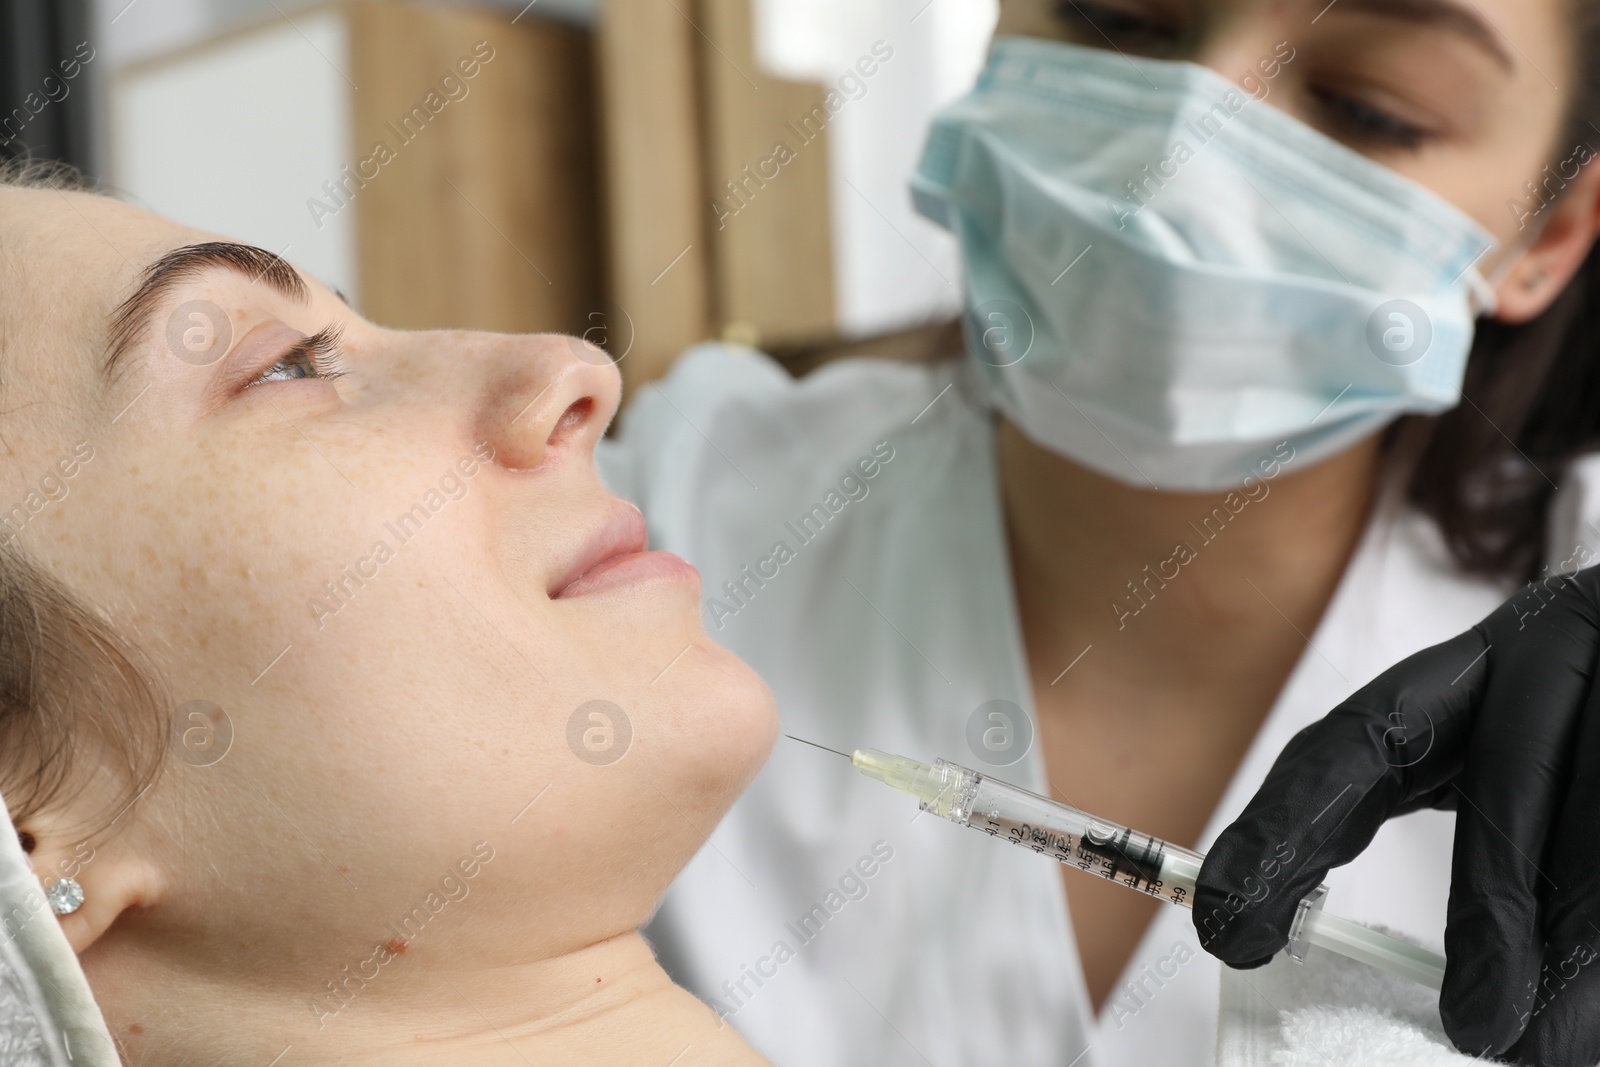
[1,189,776,995]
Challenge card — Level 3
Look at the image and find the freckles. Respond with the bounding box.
[174,560,209,596]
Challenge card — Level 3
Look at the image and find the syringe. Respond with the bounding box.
[800,740,1446,990]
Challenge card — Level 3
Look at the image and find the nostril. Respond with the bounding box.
[548,397,594,445]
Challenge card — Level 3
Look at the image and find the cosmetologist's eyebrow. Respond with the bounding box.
[103,241,310,383]
[1324,0,1514,71]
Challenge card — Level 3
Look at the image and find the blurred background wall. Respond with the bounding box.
[2,0,996,391]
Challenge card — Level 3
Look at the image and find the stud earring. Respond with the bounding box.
[45,878,84,916]
[1523,266,1549,291]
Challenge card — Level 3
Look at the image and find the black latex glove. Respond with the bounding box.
[1194,565,1600,1065]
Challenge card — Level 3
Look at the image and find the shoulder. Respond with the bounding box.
[604,343,966,504]
[626,341,952,442]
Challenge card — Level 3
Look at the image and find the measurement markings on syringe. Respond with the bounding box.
[1084,822,1166,889]
[971,809,1186,904]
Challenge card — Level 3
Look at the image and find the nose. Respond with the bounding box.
[1186,18,1298,105]
[476,334,621,471]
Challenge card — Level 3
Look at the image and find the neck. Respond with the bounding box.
[145,933,766,1067]
[998,419,1384,696]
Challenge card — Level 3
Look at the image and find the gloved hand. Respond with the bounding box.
[1194,564,1600,1066]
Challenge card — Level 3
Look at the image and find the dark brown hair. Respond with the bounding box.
[0,159,170,833]
[1397,1,1600,584]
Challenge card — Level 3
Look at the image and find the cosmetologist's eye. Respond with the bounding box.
[1312,88,1431,151]
[1053,0,1181,43]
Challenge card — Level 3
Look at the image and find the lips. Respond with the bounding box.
[549,503,651,599]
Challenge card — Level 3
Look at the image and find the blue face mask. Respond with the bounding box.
[910,36,1498,492]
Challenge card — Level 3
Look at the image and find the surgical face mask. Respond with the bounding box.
[910,36,1499,492]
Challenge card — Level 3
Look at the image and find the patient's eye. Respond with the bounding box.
[248,326,350,388]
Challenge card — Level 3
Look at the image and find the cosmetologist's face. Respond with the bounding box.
[996,0,1572,257]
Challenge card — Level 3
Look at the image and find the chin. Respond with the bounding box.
[672,639,779,799]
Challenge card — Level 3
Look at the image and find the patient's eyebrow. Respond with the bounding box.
[104,241,310,383]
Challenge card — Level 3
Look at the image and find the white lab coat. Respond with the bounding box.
[597,343,1600,1067]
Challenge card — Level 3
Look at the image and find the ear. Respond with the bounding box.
[1493,151,1600,324]
[18,817,163,955]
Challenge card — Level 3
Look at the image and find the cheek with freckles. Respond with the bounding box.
[20,356,778,972]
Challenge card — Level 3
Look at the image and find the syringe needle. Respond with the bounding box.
[785,735,852,760]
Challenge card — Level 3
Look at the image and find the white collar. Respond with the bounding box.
[0,788,118,1066]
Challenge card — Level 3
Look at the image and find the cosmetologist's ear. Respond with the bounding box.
[1493,153,1600,324]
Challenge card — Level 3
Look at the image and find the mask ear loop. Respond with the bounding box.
[1377,219,1546,517]
[1466,211,1559,318]
[1464,265,1501,318]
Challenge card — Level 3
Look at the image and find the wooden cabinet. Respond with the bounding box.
[111,2,602,341]
[597,0,837,388]
[111,0,982,392]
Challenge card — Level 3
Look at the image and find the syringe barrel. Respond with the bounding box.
[926,759,1204,909]
[878,753,1447,990]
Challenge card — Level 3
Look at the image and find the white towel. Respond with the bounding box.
[0,790,120,1067]
[1216,936,1476,1066]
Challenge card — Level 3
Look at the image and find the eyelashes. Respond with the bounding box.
[1311,88,1430,150]
[246,325,351,388]
[300,325,351,380]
